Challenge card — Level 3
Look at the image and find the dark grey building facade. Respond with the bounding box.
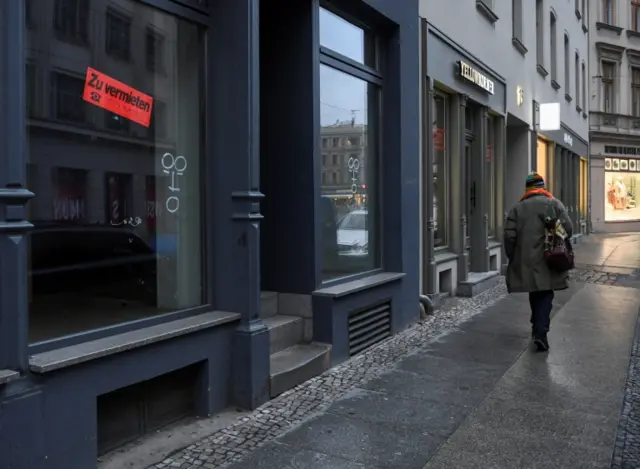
[0,0,419,467]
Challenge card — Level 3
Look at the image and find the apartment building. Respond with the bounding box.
[589,0,640,232]
[419,0,589,301]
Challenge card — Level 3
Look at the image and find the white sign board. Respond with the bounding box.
[539,102,560,131]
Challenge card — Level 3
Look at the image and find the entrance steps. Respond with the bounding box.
[260,292,331,398]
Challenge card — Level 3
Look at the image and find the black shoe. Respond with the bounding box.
[534,335,549,352]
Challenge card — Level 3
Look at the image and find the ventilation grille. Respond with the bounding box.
[348,302,391,356]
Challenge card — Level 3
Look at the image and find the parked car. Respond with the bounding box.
[336,209,368,256]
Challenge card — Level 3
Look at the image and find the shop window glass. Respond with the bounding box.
[27,0,205,343]
[485,115,496,238]
[319,7,375,68]
[319,64,379,280]
[604,159,640,221]
[536,139,547,182]
[54,0,89,44]
[433,94,448,247]
[580,158,588,218]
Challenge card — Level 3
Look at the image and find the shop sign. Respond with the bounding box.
[458,61,494,94]
[82,67,154,127]
[564,133,573,147]
[516,86,524,106]
[538,103,560,131]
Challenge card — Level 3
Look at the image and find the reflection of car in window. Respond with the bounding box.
[336,209,368,256]
[30,223,159,306]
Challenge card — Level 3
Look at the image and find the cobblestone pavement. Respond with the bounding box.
[572,264,640,288]
[611,313,640,469]
[149,282,508,469]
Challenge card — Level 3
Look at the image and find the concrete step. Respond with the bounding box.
[260,291,278,318]
[263,314,304,354]
[269,343,331,398]
[457,270,501,297]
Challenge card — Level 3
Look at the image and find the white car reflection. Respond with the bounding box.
[337,209,368,256]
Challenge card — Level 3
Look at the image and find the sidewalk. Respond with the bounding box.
[140,234,640,469]
[221,281,638,468]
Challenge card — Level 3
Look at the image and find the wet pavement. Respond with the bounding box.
[144,233,640,469]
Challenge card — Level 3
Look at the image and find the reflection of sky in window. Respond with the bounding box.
[319,8,367,127]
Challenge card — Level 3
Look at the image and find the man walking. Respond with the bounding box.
[504,172,573,351]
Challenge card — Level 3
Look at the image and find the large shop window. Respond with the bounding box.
[604,158,640,222]
[25,0,205,343]
[319,6,379,280]
[433,93,448,248]
[580,157,588,218]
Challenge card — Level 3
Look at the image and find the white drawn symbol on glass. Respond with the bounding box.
[110,216,142,227]
[161,152,188,213]
[348,157,360,194]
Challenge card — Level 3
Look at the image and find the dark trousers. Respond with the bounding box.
[529,290,554,337]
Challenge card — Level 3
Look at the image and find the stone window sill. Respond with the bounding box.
[577,105,583,113]
[596,22,623,35]
[582,24,588,33]
[512,37,527,56]
[0,369,19,385]
[582,111,588,119]
[565,93,573,103]
[575,9,582,20]
[551,79,561,90]
[28,310,240,373]
[313,272,405,298]
[628,30,640,39]
[537,64,549,78]
[476,0,499,23]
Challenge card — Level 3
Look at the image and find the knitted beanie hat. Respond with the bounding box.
[525,172,545,189]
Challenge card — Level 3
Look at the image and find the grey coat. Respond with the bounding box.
[503,193,573,293]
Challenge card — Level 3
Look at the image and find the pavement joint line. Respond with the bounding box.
[146,281,509,469]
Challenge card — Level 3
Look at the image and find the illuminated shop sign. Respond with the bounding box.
[457,61,494,94]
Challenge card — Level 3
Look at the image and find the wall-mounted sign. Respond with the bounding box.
[516,86,524,106]
[564,133,573,147]
[605,158,639,172]
[83,67,154,128]
[538,102,560,131]
[458,61,495,94]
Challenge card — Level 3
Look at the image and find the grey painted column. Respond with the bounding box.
[495,115,506,243]
[210,0,269,410]
[422,77,436,296]
[554,144,562,198]
[0,0,33,373]
[451,94,468,282]
[470,106,489,272]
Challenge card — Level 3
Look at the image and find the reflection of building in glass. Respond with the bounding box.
[320,122,367,219]
[26,0,177,244]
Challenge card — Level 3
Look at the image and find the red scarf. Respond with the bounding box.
[520,188,553,201]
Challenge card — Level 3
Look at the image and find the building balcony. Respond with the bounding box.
[590,111,640,135]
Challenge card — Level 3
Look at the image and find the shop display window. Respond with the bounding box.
[433,93,448,248]
[319,7,379,280]
[26,0,205,343]
[604,158,640,222]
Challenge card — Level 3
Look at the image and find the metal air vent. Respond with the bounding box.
[348,302,391,356]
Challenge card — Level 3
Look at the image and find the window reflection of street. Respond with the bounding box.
[26,0,205,343]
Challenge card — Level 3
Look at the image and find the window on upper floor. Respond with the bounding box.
[564,35,571,97]
[582,0,587,28]
[632,68,640,117]
[105,8,131,61]
[512,0,524,45]
[575,52,581,109]
[536,0,544,66]
[602,0,614,23]
[53,0,89,45]
[582,62,587,113]
[550,12,558,81]
[633,1,640,31]
[602,61,616,113]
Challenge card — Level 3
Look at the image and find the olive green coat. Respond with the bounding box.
[503,194,573,293]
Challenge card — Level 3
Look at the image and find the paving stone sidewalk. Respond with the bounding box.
[149,283,509,469]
